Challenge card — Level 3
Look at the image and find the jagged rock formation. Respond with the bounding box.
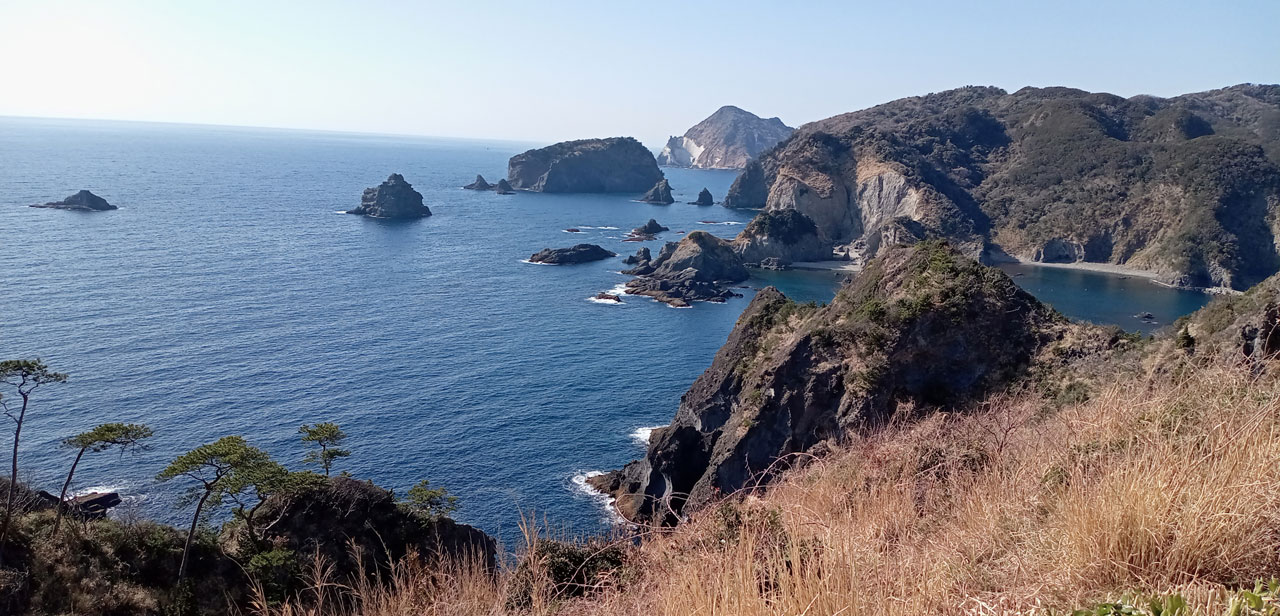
[690,188,714,205]
[495,179,515,194]
[347,174,432,219]
[639,178,675,204]
[622,231,748,306]
[463,175,494,190]
[657,106,794,170]
[623,247,651,265]
[733,209,829,265]
[30,190,116,211]
[631,219,669,236]
[592,242,1102,524]
[507,137,663,193]
[724,84,1280,289]
[528,244,617,264]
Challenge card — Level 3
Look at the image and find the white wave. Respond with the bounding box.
[562,229,584,233]
[696,221,744,225]
[72,484,127,496]
[666,303,693,309]
[519,259,558,265]
[597,226,619,230]
[587,296,623,305]
[630,425,664,445]
[570,471,625,524]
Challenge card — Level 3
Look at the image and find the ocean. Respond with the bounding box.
[0,117,1209,544]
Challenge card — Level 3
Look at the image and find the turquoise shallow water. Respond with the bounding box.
[0,117,1209,543]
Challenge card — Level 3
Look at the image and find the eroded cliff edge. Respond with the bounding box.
[591,241,1122,525]
[725,84,1280,290]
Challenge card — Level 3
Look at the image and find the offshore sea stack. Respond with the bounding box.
[622,230,748,306]
[463,175,493,190]
[657,105,793,170]
[347,174,432,219]
[30,190,117,211]
[638,178,675,204]
[723,84,1280,290]
[592,242,1105,524]
[528,244,617,264]
[506,137,663,193]
[690,188,714,205]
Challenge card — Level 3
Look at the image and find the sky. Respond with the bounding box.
[1,0,1277,148]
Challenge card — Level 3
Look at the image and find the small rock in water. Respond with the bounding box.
[31,189,117,211]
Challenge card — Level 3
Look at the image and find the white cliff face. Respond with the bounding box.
[657,106,793,170]
[736,157,942,264]
[657,136,706,167]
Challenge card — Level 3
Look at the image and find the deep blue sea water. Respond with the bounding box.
[0,117,1209,544]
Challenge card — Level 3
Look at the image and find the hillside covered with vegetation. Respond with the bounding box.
[726,84,1280,290]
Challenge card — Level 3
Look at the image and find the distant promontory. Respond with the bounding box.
[506,137,663,193]
[657,106,793,170]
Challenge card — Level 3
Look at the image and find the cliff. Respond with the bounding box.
[592,241,1110,524]
[507,137,663,193]
[725,84,1280,289]
[657,106,794,170]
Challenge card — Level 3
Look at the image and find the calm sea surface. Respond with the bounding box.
[0,118,1208,543]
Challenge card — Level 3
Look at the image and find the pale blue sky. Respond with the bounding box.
[1,0,1276,148]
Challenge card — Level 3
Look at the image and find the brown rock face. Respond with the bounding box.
[657,106,793,170]
[594,242,1089,525]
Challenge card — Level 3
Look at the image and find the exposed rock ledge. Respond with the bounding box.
[622,231,748,307]
[528,244,617,264]
[31,190,117,211]
[347,174,432,219]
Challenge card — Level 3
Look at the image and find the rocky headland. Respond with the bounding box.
[657,106,793,170]
[528,244,617,264]
[590,241,1123,524]
[621,230,749,307]
[638,178,674,204]
[30,190,117,211]
[690,188,714,205]
[347,174,432,219]
[723,84,1280,290]
[507,137,663,193]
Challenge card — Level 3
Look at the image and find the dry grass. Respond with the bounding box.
[253,364,1280,616]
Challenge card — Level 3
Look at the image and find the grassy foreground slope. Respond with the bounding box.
[258,246,1280,616]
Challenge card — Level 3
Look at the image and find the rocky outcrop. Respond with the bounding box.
[633,219,669,236]
[233,476,497,573]
[347,174,432,219]
[657,106,793,170]
[592,242,1095,525]
[31,190,116,211]
[622,231,749,306]
[495,179,515,194]
[639,179,675,204]
[463,175,494,190]
[723,84,1280,290]
[623,247,651,265]
[690,188,714,206]
[1171,271,1280,366]
[507,137,663,193]
[733,209,829,265]
[528,244,617,264]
